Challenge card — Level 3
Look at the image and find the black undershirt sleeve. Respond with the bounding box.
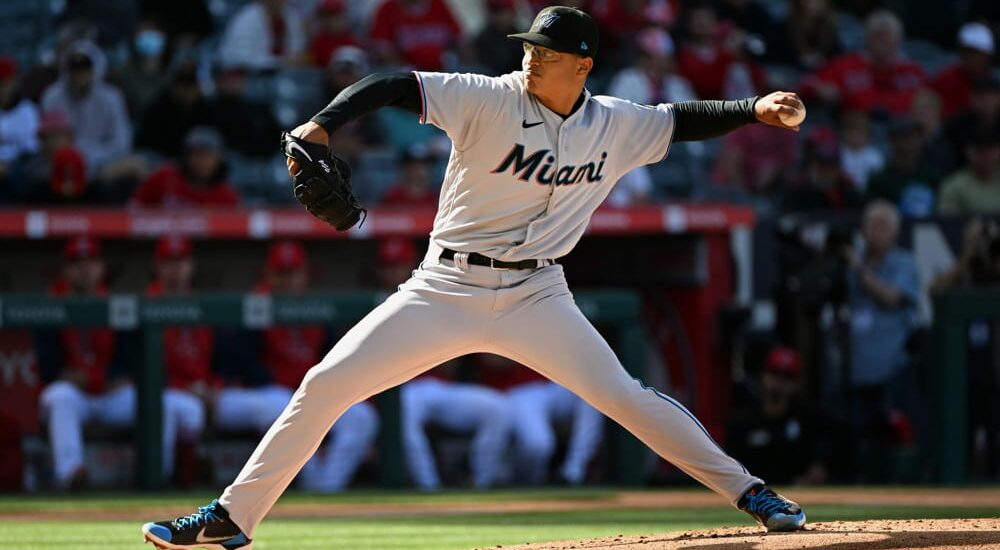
[310,72,422,135]
[671,97,760,143]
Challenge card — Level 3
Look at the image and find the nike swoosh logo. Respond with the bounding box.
[286,141,313,162]
[522,120,544,128]
[196,526,236,544]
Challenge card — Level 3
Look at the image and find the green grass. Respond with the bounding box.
[0,491,996,550]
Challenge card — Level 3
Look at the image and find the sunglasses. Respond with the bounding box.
[522,42,562,63]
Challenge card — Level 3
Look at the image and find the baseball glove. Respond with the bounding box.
[281,132,366,231]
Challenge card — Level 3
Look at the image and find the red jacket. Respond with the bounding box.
[802,53,926,115]
[49,280,114,394]
[930,64,975,119]
[253,283,326,389]
[130,164,240,208]
[146,281,217,389]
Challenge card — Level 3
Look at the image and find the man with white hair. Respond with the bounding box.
[803,10,926,115]
[841,200,921,475]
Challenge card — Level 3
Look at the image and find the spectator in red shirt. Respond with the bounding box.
[677,2,736,100]
[591,0,680,64]
[145,235,212,486]
[380,143,439,207]
[930,22,996,119]
[802,10,926,116]
[130,127,240,208]
[308,0,359,67]
[214,240,379,492]
[369,0,462,71]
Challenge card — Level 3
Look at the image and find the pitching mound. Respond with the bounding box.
[493,518,1000,550]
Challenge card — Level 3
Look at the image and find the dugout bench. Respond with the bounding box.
[0,290,648,490]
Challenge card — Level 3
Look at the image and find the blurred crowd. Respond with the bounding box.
[0,0,995,214]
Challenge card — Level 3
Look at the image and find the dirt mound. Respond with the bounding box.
[492,518,1000,550]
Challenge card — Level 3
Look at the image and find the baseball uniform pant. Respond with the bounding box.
[40,381,203,486]
[220,247,762,535]
[215,385,378,492]
[508,381,603,485]
[401,377,510,490]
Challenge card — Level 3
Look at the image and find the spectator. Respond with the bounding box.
[208,65,282,158]
[726,346,836,485]
[114,20,172,119]
[7,111,93,204]
[468,0,524,75]
[380,144,439,207]
[145,236,213,487]
[719,29,768,100]
[780,127,861,212]
[320,47,385,159]
[842,201,920,476]
[130,127,240,208]
[372,238,510,490]
[604,167,654,206]
[943,75,1000,167]
[41,41,133,176]
[802,10,926,116]
[135,62,213,159]
[308,0,359,67]
[214,241,379,492]
[479,354,604,486]
[217,0,306,70]
[865,118,938,218]
[608,28,697,105]
[930,22,996,119]
[591,0,680,65]
[0,57,40,170]
[713,119,798,194]
[783,0,842,70]
[140,0,215,50]
[928,218,1000,478]
[677,3,734,100]
[716,0,784,56]
[369,0,462,71]
[838,110,884,194]
[938,128,1000,215]
[930,218,1000,292]
[20,22,98,105]
[910,88,955,181]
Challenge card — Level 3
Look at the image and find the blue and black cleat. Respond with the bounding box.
[737,484,807,532]
[142,499,252,550]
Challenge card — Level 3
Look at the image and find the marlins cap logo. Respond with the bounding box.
[538,13,560,28]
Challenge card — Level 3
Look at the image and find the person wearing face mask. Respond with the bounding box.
[116,21,171,120]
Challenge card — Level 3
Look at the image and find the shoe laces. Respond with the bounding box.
[746,488,794,517]
[174,500,223,529]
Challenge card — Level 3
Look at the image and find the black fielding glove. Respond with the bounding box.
[281,132,366,231]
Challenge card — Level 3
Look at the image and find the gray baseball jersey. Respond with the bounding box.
[414,70,675,261]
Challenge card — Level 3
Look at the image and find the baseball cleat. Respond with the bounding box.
[141,499,251,549]
[737,484,806,532]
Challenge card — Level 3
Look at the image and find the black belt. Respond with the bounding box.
[440,248,554,270]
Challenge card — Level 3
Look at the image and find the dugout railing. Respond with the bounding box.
[0,290,648,490]
[930,288,1000,484]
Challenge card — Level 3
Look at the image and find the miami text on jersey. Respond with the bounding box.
[491,144,608,185]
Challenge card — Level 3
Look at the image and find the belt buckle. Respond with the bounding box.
[489,258,511,271]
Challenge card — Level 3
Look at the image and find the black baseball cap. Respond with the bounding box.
[507,6,599,58]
